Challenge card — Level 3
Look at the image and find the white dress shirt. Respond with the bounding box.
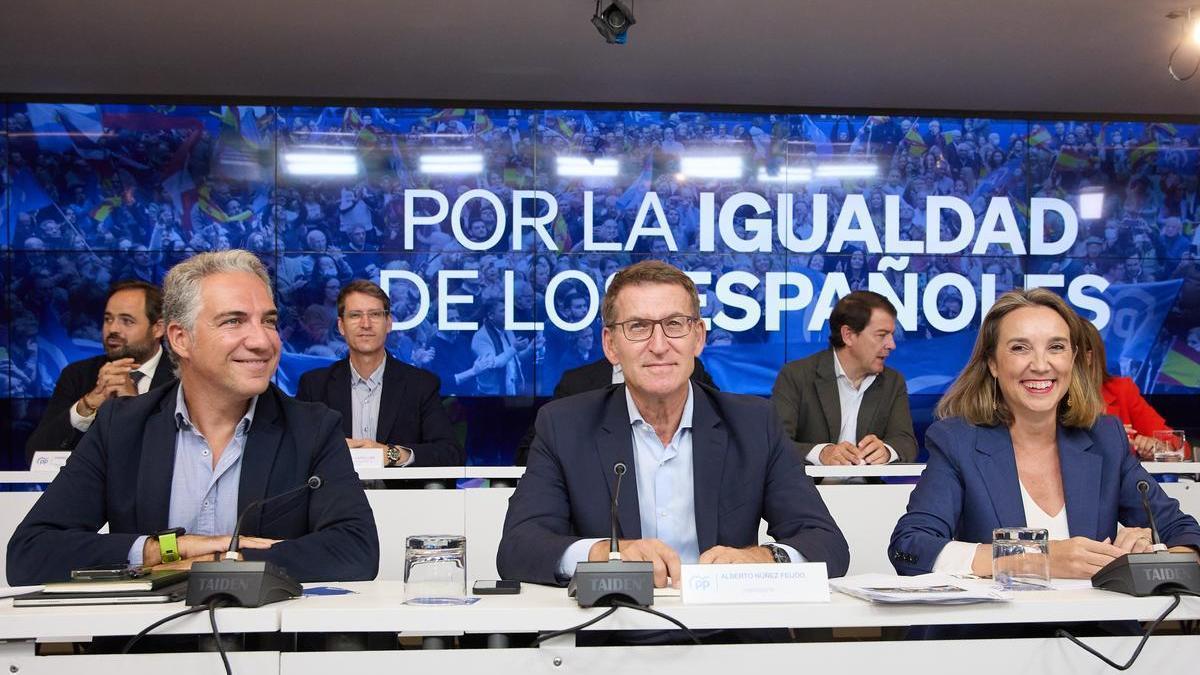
[70,346,165,432]
[932,479,1069,574]
[805,351,899,465]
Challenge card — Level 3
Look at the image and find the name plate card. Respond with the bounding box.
[350,448,385,472]
[30,451,70,472]
[680,563,830,604]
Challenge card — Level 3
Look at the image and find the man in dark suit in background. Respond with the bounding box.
[513,355,717,465]
[8,250,378,584]
[498,260,848,587]
[25,280,175,463]
[771,291,917,465]
[297,280,463,467]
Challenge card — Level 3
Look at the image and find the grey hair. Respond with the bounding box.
[163,249,272,335]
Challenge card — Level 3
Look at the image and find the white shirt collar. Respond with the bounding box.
[351,357,387,387]
[624,381,694,433]
[833,350,876,392]
[133,346,164,387]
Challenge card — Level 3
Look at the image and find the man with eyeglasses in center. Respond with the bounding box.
[498,260,848,591]
[297,280,463,467]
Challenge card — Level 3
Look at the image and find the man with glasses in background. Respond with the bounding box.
[297,280,463,467]
[498,260,848,589]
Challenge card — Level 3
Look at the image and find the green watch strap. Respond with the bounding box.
[158,531,181,563]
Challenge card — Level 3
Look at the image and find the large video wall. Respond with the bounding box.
[2,102,1199,466]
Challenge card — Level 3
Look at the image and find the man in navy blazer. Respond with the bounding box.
[297,281,463,467]
[25,280,176,463]
[889,416,1200,575]
[498,261,848,586]
[512,355,716,466]
[8,251,379,585]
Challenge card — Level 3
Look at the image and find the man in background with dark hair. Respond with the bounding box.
[297,279,463,467]
[771,290,917,465]
[25,280,175,462]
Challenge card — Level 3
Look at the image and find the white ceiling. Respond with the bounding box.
[3,1,1200,118]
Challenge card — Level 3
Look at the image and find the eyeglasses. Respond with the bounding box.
[343,310,389,323]
[608,315,700,342]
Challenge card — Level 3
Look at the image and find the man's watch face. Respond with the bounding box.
[386,445,401,464]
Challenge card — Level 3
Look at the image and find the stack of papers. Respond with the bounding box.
[831,573,1012,604]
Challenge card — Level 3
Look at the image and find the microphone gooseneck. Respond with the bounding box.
[225,475,323,559]
[1136,480,1162,546]
[610,462,627,559]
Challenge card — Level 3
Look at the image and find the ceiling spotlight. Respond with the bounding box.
[1166,7,1200,81]
[593,1,636,44]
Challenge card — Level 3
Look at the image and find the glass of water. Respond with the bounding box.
[1152,430,1187,462]
[992,527,1050,590]
[404,534,467,605]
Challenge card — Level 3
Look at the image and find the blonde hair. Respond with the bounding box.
[935,288,1104,428]
[1079,318,1110,390]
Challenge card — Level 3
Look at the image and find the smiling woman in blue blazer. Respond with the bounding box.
[890,289,1200,578]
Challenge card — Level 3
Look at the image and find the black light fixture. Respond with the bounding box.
[592,0,636,44]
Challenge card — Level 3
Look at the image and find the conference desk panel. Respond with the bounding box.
[280,638,1198,675]
[277,581,1200,675]
[3,651,279,675]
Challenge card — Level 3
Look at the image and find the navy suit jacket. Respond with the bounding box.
[889,415,1200,575]
[497,384,850,584]
[8,382,379,585]
[25,351,176,463]
[513,356,717,466]
[297,355,463,466]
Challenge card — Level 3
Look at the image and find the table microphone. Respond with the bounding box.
[226,475,323,560]
[1136,480,1162,546]
[1091,479,1200,596]
[185,475,322,608]
[608,462,627,560]
[568,461,654,607]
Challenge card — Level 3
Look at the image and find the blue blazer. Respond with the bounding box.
[497,384,850,585]
[8,382,380,585]
[889,415,1200,575]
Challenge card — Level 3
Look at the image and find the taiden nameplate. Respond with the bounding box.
[350,448,384,471]
[680,563,830,604]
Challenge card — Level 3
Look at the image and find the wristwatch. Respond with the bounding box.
[763,543,790,564]
[154,527,186,563]
[385,444,412,467]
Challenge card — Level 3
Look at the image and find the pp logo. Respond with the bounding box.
[35,457,49,467]
[690,577,711,591]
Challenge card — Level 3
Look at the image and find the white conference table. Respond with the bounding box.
[0,595,280,674]
[1,579,1198,674]
[277,580,1200,674]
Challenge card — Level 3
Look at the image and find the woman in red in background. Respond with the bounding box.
[1080,320,1189,460]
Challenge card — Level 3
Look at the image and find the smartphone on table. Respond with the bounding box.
[472,580,521,595]
[70,564,149,580]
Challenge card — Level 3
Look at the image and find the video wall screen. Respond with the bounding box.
[3,102,1198,466]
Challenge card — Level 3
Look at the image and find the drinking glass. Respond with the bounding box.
[1152,430,1187,462]
[992,527,1050,590]
[404,534,467,605]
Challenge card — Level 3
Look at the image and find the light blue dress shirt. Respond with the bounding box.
[350,359,386,441]
[557,383,800,578]
[127,385,258,566]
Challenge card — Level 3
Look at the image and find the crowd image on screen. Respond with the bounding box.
[2,103,1199,466]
